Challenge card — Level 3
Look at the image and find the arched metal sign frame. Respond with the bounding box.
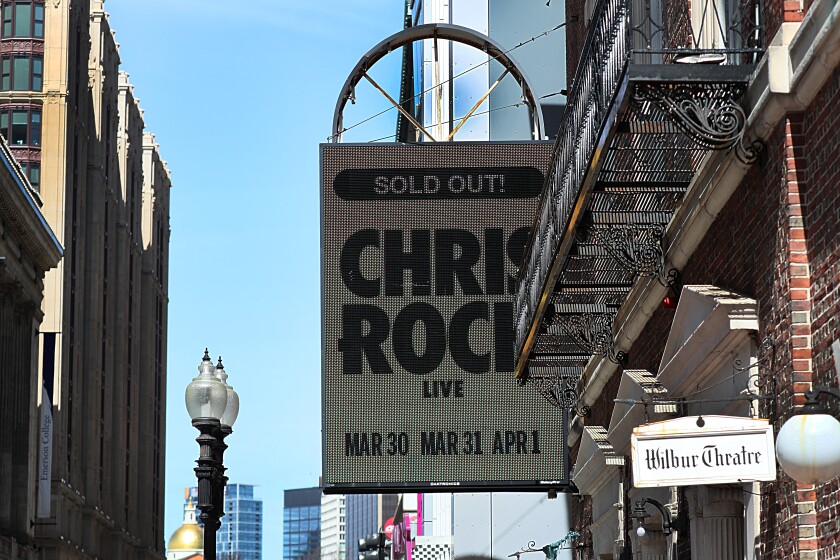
[331,23,546,142]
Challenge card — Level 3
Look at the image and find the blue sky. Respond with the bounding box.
[104,1,405,556]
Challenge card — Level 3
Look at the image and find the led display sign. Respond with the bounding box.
[321,142,568,492]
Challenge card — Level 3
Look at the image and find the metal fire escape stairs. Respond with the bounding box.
[513,0,765,413]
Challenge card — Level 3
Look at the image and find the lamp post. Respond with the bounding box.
[629,497,682,560]
[629,497,674,538]
[185,349,240,560]
[775,386,840,484]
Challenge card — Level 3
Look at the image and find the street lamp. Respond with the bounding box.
[630,497,674,538]
[775,386,840,484]
[185,349,240,560]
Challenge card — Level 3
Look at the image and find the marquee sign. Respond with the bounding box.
[321,142,568,492]
[631,416,777,487]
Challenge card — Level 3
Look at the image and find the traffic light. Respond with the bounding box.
[359,533,382,560]
[381,535,392,560]
[358,532,391,560]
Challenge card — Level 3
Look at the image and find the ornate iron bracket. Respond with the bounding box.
[657,267,682,302]
[591,224,665,277]
[531,375,592,417]
[508,532,582,560]
[632,82,763,164]
[590,226,682,301]
[552,312,628,365]
[734,335,776,401]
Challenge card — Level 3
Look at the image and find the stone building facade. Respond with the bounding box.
[0,0,170,558]
[0,131,62,560]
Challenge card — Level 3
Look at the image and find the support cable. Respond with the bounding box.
[365,90,567,143]
[328,21,570,141]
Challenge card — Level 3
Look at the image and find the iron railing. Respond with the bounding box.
[514,0,764,363]
[631,0,764,64]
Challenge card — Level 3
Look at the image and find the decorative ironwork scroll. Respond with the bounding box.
[532,376,592,417]
[552,312,627,366]
[591,224,665,277]
[657,267,683,302]
[508,532,582,560]
[734,335,776,400]
[632,83,761,164]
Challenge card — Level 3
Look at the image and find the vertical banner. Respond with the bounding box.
[37,332,56,518]
[321,142,569,492]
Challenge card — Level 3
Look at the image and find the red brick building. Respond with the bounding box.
[513,0,840,558]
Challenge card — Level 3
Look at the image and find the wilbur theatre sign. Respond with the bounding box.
[631,416,776,488]
[320,142,567,493]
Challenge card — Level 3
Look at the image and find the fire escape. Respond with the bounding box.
[513,0,764,410]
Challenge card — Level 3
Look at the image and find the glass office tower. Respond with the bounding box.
[218,484,263,560]
[283,487,321,560]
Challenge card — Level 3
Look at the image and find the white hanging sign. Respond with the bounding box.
[631,416,776,487]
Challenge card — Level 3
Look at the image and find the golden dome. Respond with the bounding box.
[168,497,204,553]
[167,524,204,551]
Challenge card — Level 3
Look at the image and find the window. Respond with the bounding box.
[19,161,40,191]
[0,105,41,145]
[32,54,41,88]
[2,5,10,36]
[33,1,42,36]
[13,2,29,36]
[0,54,41,90]
[12,55,28,89]
[11,109,26,143]
[1,1,45,38]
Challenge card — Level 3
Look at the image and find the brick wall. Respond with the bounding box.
[560,2,840,558]
[804,64,840,560]
[573,65,840,559]
[765,0,807,42]
[565,0,588,86]
[567,80,785,560]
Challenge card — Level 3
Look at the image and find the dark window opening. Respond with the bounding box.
[0,105,41,145]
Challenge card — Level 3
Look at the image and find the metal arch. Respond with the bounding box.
[331,23,547,142]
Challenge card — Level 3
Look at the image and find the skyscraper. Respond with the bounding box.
[219,484,263,560]
[283,487,321,560]
[320,494,346,560]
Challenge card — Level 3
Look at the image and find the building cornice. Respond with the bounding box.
[0,139,62,271]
